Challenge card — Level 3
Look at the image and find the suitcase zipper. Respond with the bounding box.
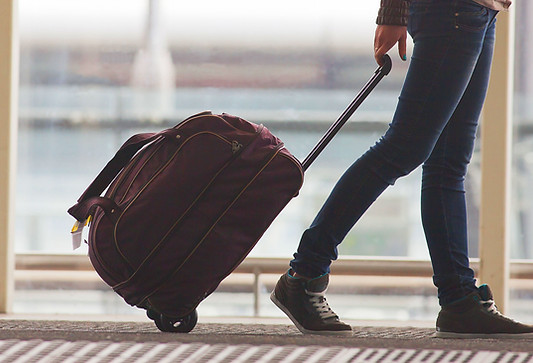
[107,140,165,202]
[112,126,266,298]
[107,112,257,202]
[116,142,166,205]
[231,140,243,154]
[137,143,289,306]
[106,112,209,202]
[112,131,249,269]
[89,212,121,282]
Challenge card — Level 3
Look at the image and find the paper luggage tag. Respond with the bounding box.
[71,216,91,250]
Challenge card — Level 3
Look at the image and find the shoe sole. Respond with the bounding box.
[436,331,533,339]
[270,291,352,336]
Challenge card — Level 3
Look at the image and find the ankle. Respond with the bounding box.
[287,268,310,280]
[293,272,311,280]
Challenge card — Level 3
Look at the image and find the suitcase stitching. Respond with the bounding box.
[111,130,274,302]
[107,115,205,204]
[107,113,221,205]
[108,141,166,205]
[87,140,170,274]
[87,113,241,291]
[279,151,305,194]
[111,112,260,212]
[110,132,233,268]
[112,130,255,274]
[88,212,120,282]
[138,143,291,311]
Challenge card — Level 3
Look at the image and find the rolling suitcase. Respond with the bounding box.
[68,55,392,333]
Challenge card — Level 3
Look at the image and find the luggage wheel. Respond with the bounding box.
[147,308,198,333]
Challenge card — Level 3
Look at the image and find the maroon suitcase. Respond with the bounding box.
[68,56,391,333]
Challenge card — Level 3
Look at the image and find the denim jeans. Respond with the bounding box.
[291,0,498,306]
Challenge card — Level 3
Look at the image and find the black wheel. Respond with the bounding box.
[153,309,198,333]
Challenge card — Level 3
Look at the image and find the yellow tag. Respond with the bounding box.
[71,215,92,233]
[71,221,81,233]
[71,216,91,250]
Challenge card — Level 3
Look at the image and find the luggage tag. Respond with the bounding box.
[71,215,91,250]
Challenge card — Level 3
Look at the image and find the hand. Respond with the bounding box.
[374,25,407,66]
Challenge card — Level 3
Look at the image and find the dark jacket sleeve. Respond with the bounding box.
[376,0,410,26]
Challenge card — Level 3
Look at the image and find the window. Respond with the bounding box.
[15,0,532,321]
[511,1,533,259]
[17,0,417,258]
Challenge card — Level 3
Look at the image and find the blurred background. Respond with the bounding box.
[13,0,533,322]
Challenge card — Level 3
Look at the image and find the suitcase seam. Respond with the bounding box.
[106,142,153,201]
[88,212,118,282]
[138,143,291,311]
[110,141,165,205]
[108,112,232,205]
[112,128,271,304]
[112,131,247,273]
[279,152,305,193]
[87,113,251,292]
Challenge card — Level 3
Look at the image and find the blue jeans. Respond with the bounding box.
[291,0,498,306]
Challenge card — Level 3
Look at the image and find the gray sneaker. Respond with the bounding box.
[270,269,352,336]
[436,284,533,338]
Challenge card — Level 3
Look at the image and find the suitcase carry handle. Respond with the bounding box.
[301,54,392,171]
[68,128,181,222]
[69,111,213,222]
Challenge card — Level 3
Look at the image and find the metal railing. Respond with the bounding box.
[14,254,533,316]
[17,253,533,278]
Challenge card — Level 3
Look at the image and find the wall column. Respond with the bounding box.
[0,0,18,313]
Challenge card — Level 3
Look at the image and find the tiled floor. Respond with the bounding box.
[1,319,533,362]
[1,339,532,363]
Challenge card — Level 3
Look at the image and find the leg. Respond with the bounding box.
[421,30,495,305]
[415,2,533,339]
[275,0,533,338]
[291,0,492,279]
[413,0,496,306]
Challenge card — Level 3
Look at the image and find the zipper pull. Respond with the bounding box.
[231,140,243,154]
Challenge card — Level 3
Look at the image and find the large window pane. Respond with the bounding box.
[28,1,533,321]
[17,0,420,258]
[512,2,533,260]
[14,0,533,322]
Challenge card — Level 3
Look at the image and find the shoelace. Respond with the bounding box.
[306,290,338,320]
[481,299,499,314]
[481,298,518,323]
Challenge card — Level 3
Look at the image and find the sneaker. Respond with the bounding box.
[436,284,533,338]
[270,269,352,335]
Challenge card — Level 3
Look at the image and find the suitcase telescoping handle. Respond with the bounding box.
[301,54,392,171]
[69,56,392,222]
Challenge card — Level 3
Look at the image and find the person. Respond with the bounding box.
[270,0,533,338]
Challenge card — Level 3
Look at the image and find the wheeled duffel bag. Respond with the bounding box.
[68,55,392,333]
